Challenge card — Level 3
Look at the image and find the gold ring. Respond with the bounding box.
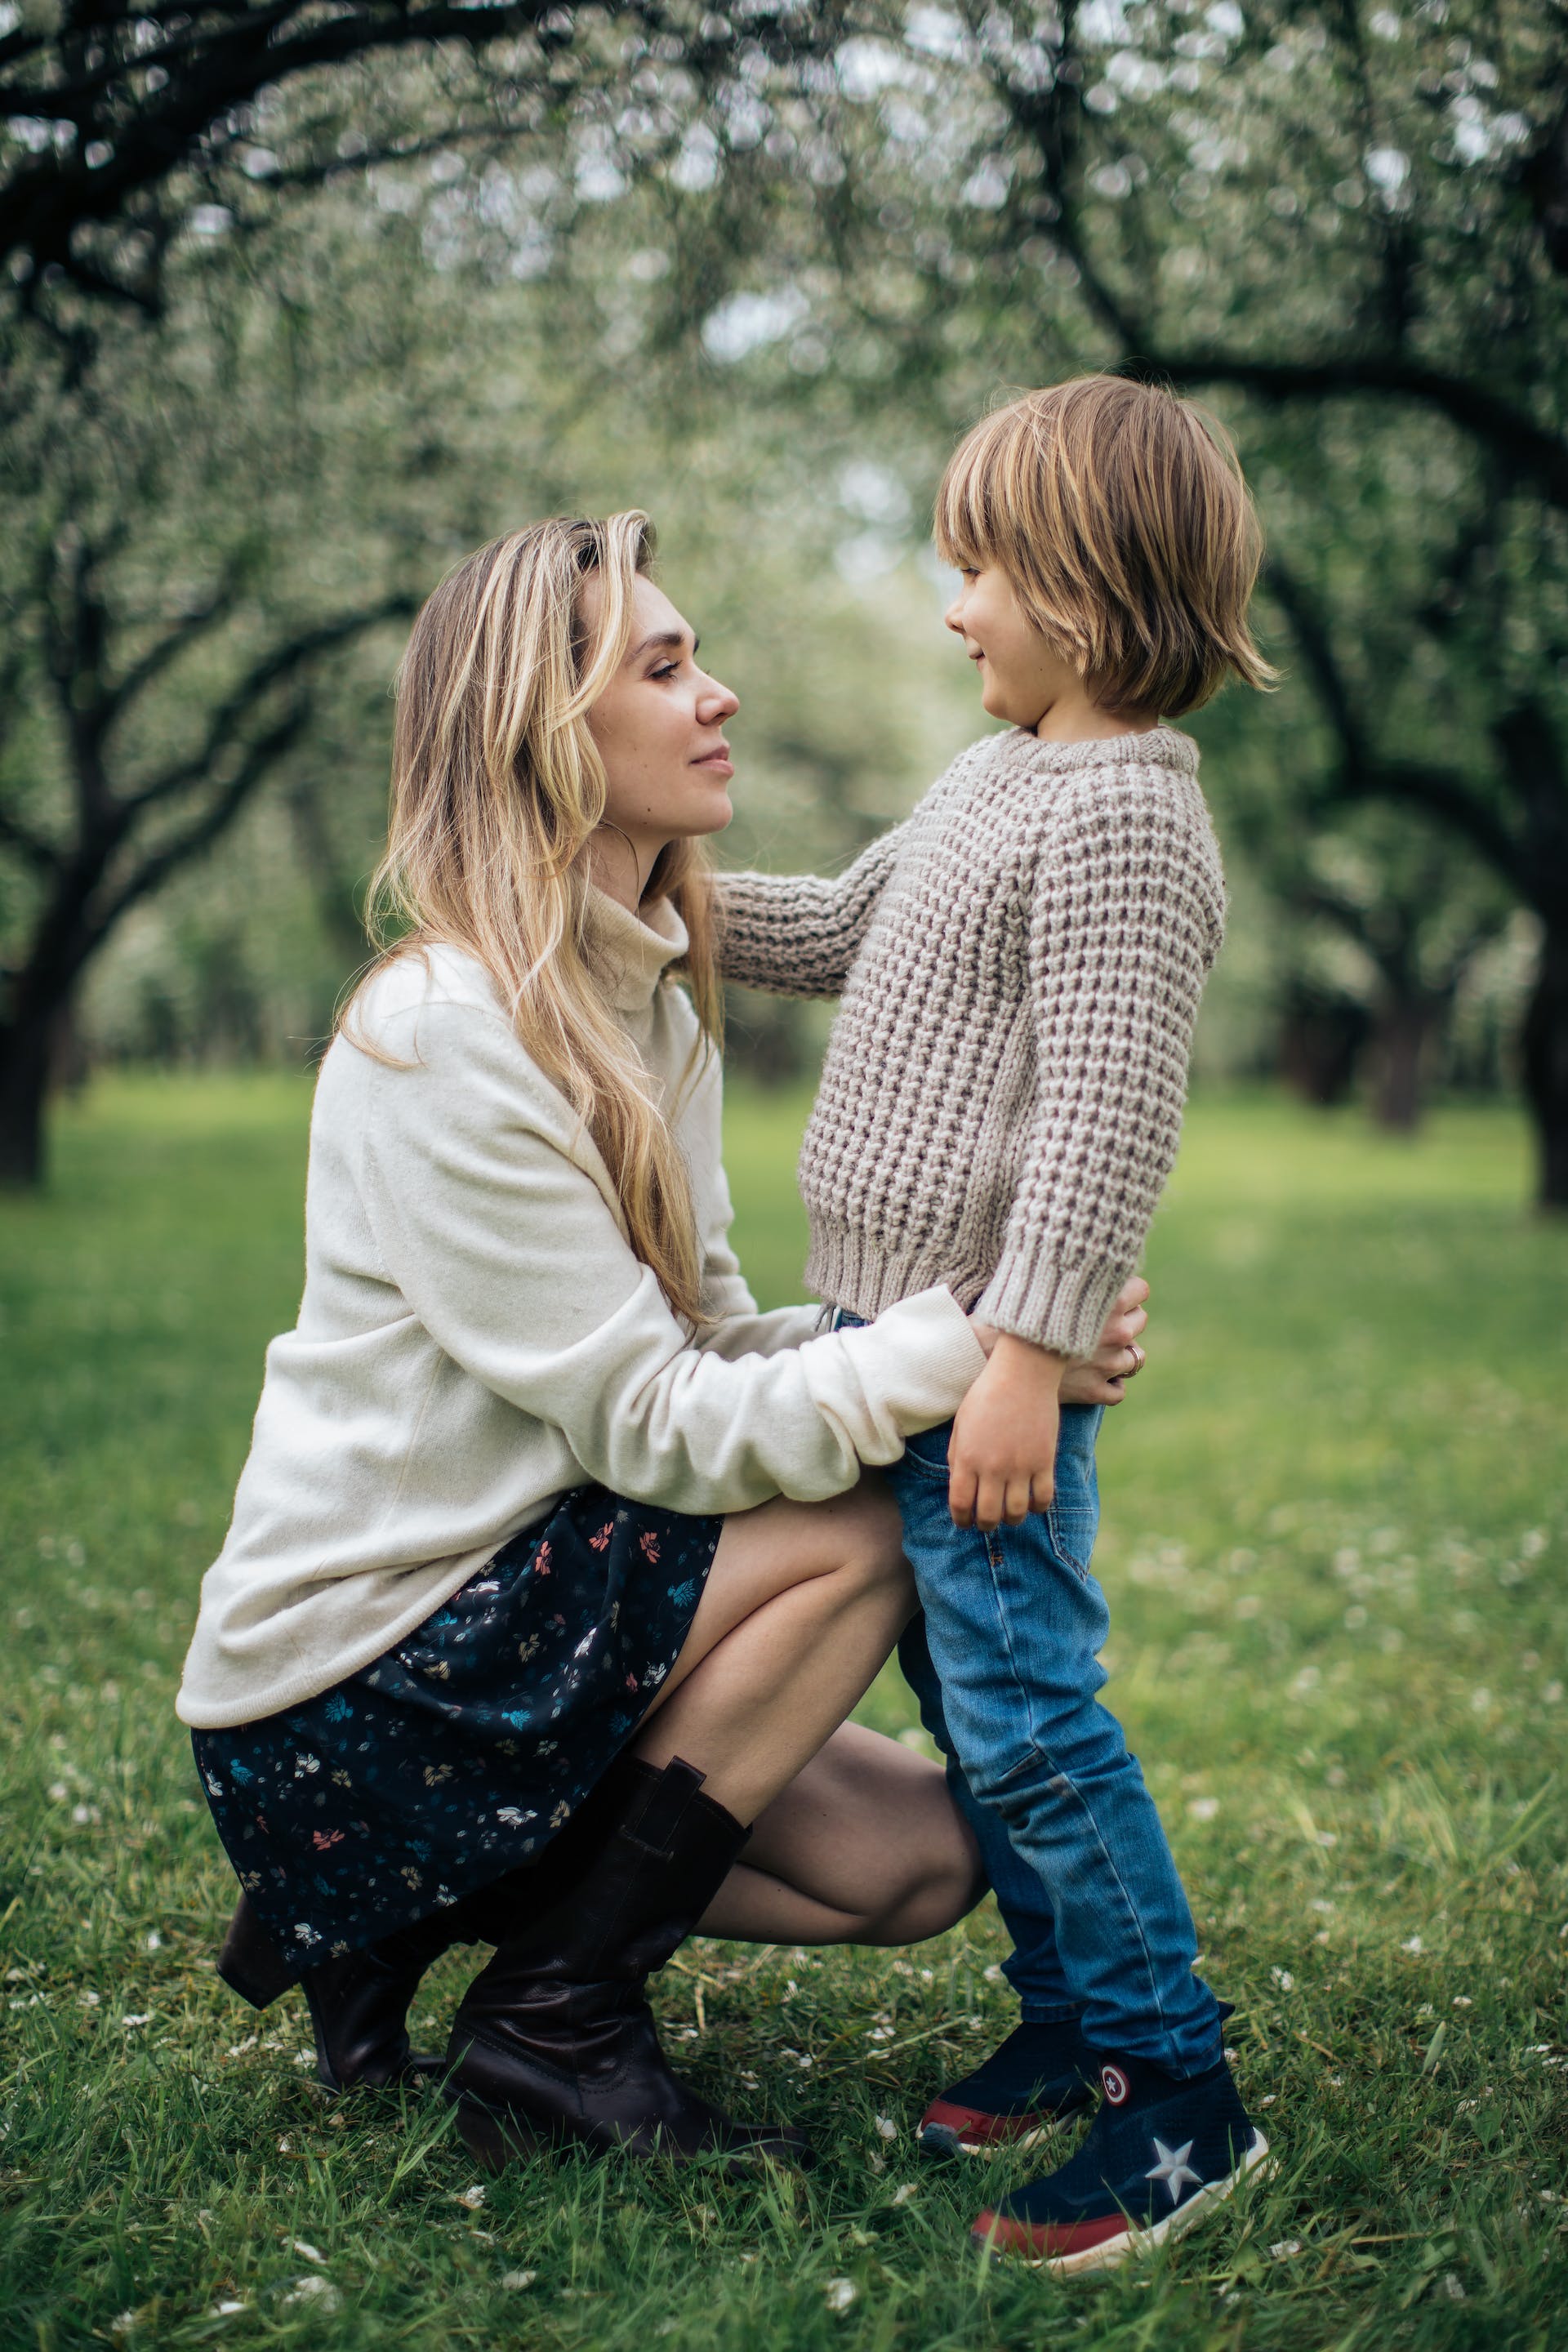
[1127,1343,1146,1377]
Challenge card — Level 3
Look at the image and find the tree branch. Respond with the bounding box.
[102,582,239,728]
[1120,351,1568,516]
[88,695,311,941]
[1262,556,1527,890]
[2,0,850,304]
[0,803,61,874]
[122,595,413,815]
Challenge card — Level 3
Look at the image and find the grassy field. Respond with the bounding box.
[2,1073,1566,2351]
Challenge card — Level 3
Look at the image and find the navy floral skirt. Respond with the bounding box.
[192,1485,722,1973]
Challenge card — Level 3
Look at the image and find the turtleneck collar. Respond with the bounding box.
[582,886,688,1013]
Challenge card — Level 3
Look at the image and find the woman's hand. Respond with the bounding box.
[952,1278,1149,1531]
[1060,1275,1150,1405]
[969,1276,1150,1405]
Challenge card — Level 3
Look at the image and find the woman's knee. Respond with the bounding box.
[861,1843,988,1945]
[831,1478,912,1604]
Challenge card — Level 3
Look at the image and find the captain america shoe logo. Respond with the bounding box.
[1100,2064,1130,2105]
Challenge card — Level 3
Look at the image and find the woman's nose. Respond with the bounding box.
[701,675,740,720]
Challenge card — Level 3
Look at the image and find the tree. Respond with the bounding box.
[662,0,1568,1198]
[951,0,1568,1201]
[0,0,848,310]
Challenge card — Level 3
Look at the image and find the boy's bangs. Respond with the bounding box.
[933,425,1004,572]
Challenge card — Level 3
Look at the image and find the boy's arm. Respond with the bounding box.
[978,774,1224,1356]
[716,822,910,999]
[950,778,1224,1526]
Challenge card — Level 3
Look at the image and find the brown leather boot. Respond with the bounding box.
[447,1756,810,2174]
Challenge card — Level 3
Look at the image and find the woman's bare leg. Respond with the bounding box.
[695,1723,987,1946]
[632,1476,915,1829]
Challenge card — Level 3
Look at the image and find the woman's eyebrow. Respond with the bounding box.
[627,628,697,662]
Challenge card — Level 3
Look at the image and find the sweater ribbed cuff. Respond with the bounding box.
[973,1251,1127,1361]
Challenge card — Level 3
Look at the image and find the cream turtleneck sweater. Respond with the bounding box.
[176,889,985,1729]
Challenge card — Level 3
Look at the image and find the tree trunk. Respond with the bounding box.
[1522,919,1568,1210]
[0,1013,54,1187]
[1369,996,1442,1134]
[1277,987,1370,1107]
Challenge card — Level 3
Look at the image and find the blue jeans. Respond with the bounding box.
[883,1398,1223,2077]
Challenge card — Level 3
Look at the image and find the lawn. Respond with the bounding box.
[1,1073,1565,2351]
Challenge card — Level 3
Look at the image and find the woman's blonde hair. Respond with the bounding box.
[344,512,720,1328]
[935,376,1276,716]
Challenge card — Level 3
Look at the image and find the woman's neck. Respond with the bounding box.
[586,822,667,912]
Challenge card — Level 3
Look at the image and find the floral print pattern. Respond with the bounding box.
[192,1485,722,1967]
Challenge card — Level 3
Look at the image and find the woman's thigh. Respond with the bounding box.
[742,1722,983,1939]
[643,1473,906,1717]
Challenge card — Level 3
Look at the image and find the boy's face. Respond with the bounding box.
[944,564,1080,732]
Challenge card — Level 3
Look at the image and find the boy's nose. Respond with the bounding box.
[943,598,965,635]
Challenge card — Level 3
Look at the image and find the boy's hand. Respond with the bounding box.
[948,1333,1068,1531]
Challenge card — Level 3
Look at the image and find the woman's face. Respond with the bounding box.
[582,575,739,863]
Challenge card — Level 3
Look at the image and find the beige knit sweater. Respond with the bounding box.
[719,725,1227,1360]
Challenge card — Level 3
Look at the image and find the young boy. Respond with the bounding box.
[717,376,1275,2271]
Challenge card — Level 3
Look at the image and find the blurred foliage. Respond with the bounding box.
[2,0,1561,1178]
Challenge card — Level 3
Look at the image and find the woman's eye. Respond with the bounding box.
[651,662,679,681]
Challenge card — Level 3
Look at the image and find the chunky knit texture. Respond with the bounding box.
[719,726,1227,1358]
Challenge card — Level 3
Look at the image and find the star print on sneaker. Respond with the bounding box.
[972,2051,1270,2275]
[919,2019,1098,2156]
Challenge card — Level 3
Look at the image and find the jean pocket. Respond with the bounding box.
[1045,1493,1096,1581]
[898,1422,952,1481]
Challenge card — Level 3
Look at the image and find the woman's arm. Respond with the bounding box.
[717,822,910,1000]
[357,1001,985,1516]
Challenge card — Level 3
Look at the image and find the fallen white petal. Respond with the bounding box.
[282,2276,340,2310]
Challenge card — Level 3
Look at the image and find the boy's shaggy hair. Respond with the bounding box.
[935,375,1276,717]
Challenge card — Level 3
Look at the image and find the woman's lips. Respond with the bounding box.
[693,745,733,774]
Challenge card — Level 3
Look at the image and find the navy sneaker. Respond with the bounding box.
[972,2052,1270,2274]
[919,2019,1099,2156]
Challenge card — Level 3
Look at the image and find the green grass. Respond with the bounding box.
[2,1073,1566,2350]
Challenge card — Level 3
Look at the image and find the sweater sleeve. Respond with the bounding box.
[716,823,909,998]
[973,775,1226,1357]
[359,1001,984,1512]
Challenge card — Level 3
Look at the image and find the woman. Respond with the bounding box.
[177,513,1147,2175]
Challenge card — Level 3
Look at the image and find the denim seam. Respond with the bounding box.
[970,1526,1054,1784]
[896,1453,949,1486]
[1045,1503,1092,1583]
[1009,1749,1173,2062]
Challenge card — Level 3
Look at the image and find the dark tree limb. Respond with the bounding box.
[89,695,312,942]
[1261,559,1527,891]
[122,595,413,813]
[0,804,61,872]
[1118,351,1568,518]
[2,0,851,308]
[101,582,240,728]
